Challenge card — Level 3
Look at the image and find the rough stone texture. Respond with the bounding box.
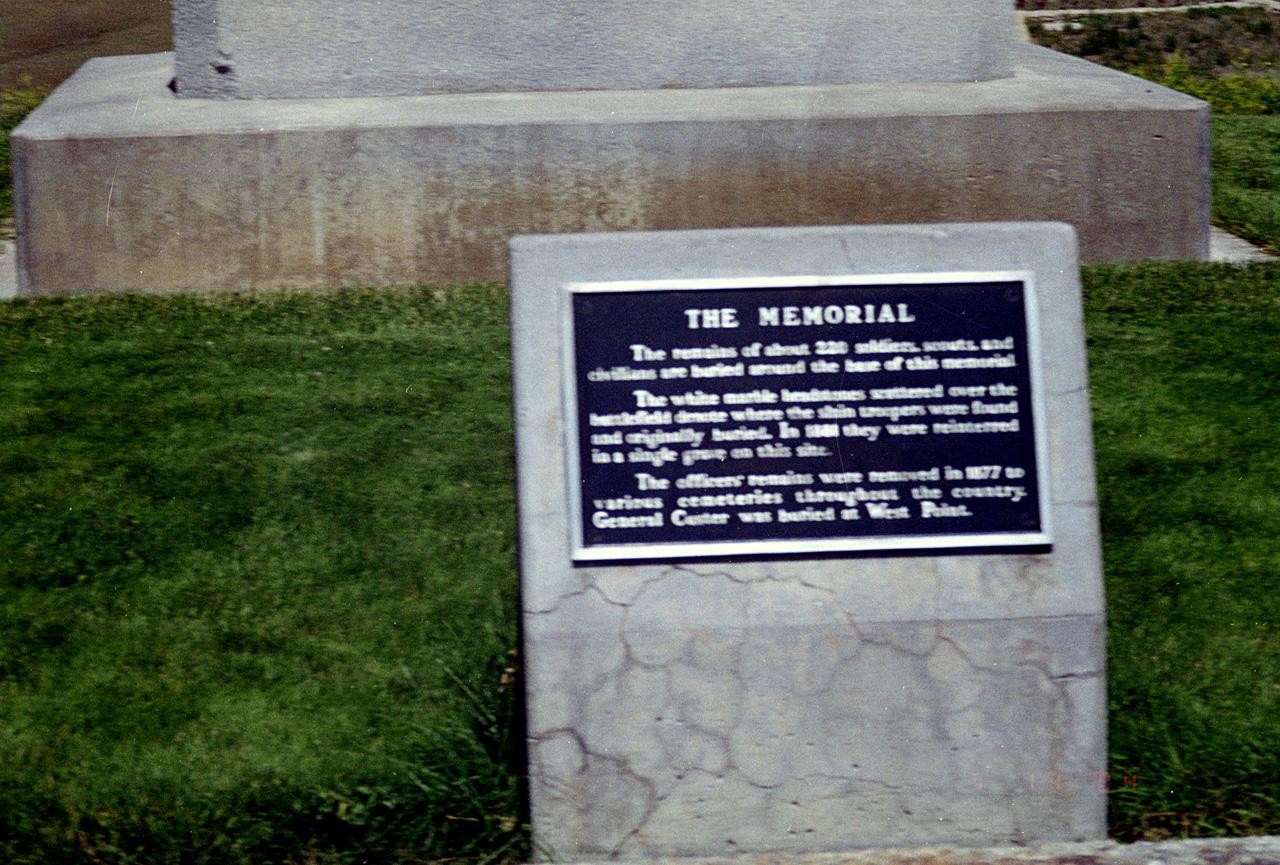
[172,0,1015,98]
[571,836,1280,865]
[509,223,1105,859]
[11,45,1207,296]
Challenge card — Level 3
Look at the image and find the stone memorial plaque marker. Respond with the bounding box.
[511,222,1105,860]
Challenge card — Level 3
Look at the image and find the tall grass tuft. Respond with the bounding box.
[1,76,46,228]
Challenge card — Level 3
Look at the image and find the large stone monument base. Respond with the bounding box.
[13,44,1207,296]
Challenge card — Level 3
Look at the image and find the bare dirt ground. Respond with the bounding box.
[0,0,171,94]
[1026,3,1280,77]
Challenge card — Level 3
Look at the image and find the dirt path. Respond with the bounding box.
[0,0,171,94]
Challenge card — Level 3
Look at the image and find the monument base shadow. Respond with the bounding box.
[12,44,1207,295]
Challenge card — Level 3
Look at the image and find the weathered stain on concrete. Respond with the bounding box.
[12,44,1207,296]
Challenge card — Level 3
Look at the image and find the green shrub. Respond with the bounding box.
[1137,54,1280,114]
[1,77,47,228]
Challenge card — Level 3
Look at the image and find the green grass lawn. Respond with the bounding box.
[1085,262,1280,839]
[0,287,525,864]
[3,267,1280,860]
[1213,115,1280,254]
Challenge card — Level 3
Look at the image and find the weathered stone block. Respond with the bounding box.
[11,46,1208,296]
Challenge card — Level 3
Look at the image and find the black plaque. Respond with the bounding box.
[563,273,1052,560]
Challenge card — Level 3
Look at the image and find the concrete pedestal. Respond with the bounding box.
[12,45,1207,296]
[509,222,1105,859]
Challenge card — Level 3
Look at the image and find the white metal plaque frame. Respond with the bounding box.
[561,271,1053,562]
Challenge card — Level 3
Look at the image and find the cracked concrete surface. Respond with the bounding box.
[526,574,1106,858]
